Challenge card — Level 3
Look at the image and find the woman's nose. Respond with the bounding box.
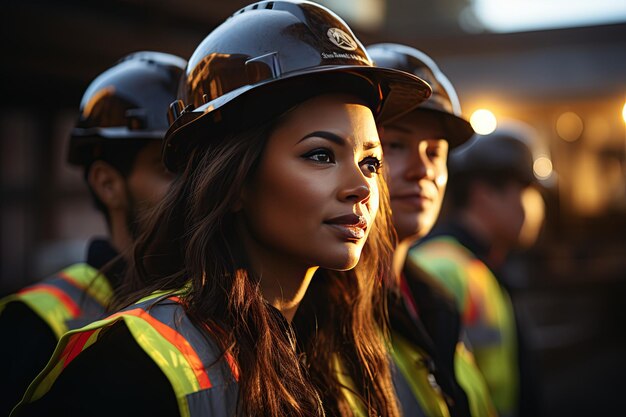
[338,167,372,203]
[340,184,371,203]
[405,146,434,181]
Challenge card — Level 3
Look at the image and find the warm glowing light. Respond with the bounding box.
[471,0,626,33]
[519,186,545,248]
[533,155,553,179]
[470,109,497,135]
[556,112,584,142]
[587,115,611,144]
[622,101,626,124]
[316,0,386,30]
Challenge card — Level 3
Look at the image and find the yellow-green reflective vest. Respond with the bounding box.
[455,342,498,417]
[391,331,451,417]
[15,292,367,417]
[14,292,240,417]
[0,263,113,339]
[410,236,518,417]
[334,355,368,417]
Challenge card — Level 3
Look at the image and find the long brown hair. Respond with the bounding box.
[294,176,399,416]
[117,109,399,416]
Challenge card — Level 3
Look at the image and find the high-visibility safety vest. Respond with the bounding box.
[0,263,113,340]
[390,331,451,417]
[334,355,368,417]
[454,342,498,417]
[410,236,519,417]
[15,292,367,417]
[14,292,240,417]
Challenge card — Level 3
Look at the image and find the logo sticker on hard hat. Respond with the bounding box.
[327,28,358,51]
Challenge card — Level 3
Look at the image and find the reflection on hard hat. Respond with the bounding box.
[470,109,497,135]
[533,155,553,180]
[556,111,583,142]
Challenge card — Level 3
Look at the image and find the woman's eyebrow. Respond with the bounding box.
[299,132,381,151]
[363,141,382,150]
[299,131,345,145]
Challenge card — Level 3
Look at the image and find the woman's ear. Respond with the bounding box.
[87,160,128,211]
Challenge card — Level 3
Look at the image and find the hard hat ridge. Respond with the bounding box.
[68,51,186,166]
[367,43,474,149]
[163,0,433,172]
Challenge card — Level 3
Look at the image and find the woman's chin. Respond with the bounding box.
[318,249,363,272]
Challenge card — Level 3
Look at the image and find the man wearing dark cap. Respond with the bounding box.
[410,123,543,417]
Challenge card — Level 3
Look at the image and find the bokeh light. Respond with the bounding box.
[533,155,553,179]
[556,111,584,142]
[470,109,497,135]
[519,186,546,248]
[587,115,611,145]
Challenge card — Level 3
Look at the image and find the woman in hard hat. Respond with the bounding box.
[12,2,430,417]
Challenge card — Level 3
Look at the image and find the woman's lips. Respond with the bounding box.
[324,213,368,241]
[391,193,432,209]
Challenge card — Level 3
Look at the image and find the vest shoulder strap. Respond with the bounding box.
[0,263,112,339]
[16,293,239,417]
[390,331,451,417]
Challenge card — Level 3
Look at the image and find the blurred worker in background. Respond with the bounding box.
[368,43,497,417]
[0,51,185,415]
[411,124,545,417]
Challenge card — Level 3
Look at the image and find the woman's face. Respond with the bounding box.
[379,110,449,242]
[241,94,382,271]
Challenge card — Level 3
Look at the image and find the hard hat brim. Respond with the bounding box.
[163,64,431,172]
[418,108,474,149]
[67,129,163,166]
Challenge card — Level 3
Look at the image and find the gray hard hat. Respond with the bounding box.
[449,125,535,185]
[367,43,474,149]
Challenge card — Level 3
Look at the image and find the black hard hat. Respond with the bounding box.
[68,51,187,166]
[449,125,535,185]
[163,0,432,172]
[367,43,473,149]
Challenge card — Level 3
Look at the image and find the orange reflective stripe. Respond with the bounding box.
[166,295,240,382]
[168,295,182,303]
[199,319,240,382]
[58,271,91,295]
[61,329,99,368]
[117,307,213,390]
[224,352,240,382]
[19,284,81,318]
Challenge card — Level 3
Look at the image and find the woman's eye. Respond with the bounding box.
[383,140,406,151]
[427,149,441,158]
[362,157,382,175]
[427,146,447,160]
[303,149,335,164]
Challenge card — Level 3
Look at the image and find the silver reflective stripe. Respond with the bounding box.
[139,298,237,385]
[124,296,240,417]
[36,274,108,329]
[390,359,428,417]
[466,323,503,347]
[186,382,240,417]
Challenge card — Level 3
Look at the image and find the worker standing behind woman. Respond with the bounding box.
[367,43,498,417]
[12,2,431,416]
[0,51,183,416]
[411,125,543,417]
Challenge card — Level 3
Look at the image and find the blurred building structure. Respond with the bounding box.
[1,1,625,415]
